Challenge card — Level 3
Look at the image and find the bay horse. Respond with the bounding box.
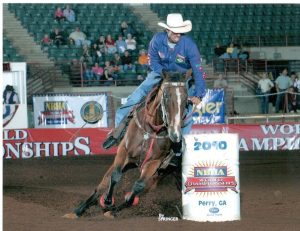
[64,71,189,218]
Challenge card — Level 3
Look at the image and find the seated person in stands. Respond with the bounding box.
[80,45,92,64]
[214,43,226,57]
[116,35,127,54]
[69,27,91,47]
[92,63,104,83]
[213,73,228,89]
[121,50,136,73]
[41,34,51,49]
[54,7,65,23]
[50,28,65,47]
[125,33,137,51]
[95,35,106,54]
[63,5,75,22]
[105,34,117,54]
[120,21,133,38]
[238,45,250,60]
[91,43,102,64]
[112,52,122,73]
[137,49,149,80]
[103,61,117,85]
[221,43,238,59]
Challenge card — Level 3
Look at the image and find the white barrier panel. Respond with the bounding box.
[182,133,240,222]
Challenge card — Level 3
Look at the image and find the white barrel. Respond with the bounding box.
[182,133,240,222]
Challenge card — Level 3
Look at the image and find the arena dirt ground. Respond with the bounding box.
[3,150,300,231]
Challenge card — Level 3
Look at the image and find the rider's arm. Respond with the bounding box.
[187,40,206,98]
[148,33,164,74]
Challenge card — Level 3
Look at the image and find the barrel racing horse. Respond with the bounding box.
[64,71,190,218]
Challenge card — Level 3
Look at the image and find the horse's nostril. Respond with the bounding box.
[168,129,182,143]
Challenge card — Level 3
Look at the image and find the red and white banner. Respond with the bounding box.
[191,123,300,151]
[3,122,300,159]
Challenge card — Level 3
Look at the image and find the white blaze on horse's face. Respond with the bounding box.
[161,82,186,143]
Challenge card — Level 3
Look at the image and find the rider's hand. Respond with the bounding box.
[190,96,202,106]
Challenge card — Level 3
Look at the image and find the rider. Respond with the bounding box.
[103,13,206,156]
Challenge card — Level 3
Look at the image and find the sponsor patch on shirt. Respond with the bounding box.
[176,54,186,63]
[158,51,165,59]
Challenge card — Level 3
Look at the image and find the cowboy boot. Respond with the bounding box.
[102,114,133,149]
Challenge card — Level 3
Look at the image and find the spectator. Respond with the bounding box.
[238,45,250,60]
[125,33,137,51]
[69,27,91,47]
[63,5,75,23]
[105,34,117,54]
[112,52,122,73]
[120,21,133,38]
[3,85,19,104]
[287,87,298,113]
[213,73,228,89]
[294,72,300,92]
[90,43,102,64]
[80,45,92,64]
[50,28,65,47]
[137,49,148,79]
[258,72,274,114]
[82,63,93,86]
[41,34,51,49]
[121,50,136,73]
[92,63,104,83]
[214,43,226,57]
[290,71,297,86]
[103,61,117,85]
[221,43,238,59]
[116,35,127,54]
[95,35,106,54]
[54,7,65,23]
[275,68,293,113]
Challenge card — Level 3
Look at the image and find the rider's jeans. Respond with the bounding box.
[115,71,161,126]
[115,71,196,136]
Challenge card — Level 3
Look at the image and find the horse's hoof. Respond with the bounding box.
[104,211,115,219]
[62,213,79,219]
[99,194,115,208]
[125,192,139,206]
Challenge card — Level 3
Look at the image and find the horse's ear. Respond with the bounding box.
[162,69,168,79]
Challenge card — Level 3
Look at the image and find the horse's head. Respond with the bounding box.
[160,72,189,143]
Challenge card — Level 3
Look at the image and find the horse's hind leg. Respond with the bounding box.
[100,144,128,208]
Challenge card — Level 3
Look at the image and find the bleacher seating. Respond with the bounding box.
[7,3,151,63]
[150,4,300,63]
[3,34,25,62]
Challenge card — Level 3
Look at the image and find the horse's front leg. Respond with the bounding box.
[107,159,162,216]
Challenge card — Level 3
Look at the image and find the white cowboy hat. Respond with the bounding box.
[158,13,192,34]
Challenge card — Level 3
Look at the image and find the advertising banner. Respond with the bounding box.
[192,89,225,124]
[3,122,300,159]
[192,123,300,151]
[33,93,108,128]
[182,133,240,222]
[2,62,28,129]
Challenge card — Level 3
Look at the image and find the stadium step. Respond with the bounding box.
[3,4,71,94]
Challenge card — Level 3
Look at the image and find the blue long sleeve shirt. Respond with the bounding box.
[148,32,206,98]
